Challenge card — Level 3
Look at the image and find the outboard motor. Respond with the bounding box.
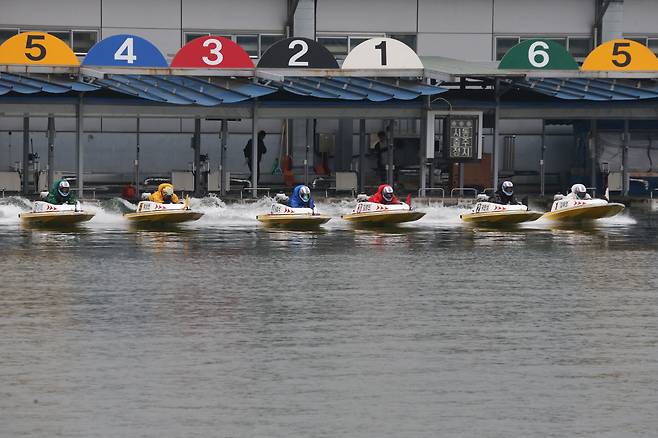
[553,194,564,201]
[356,194,369,203]
[274,193,289,204]
[141,192,151,200]
[476,194,489,202]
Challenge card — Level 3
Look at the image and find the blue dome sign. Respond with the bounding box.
[82,34,168,67]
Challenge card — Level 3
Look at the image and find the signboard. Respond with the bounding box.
[0,32,79,65]
[258,37,338,68]
[498,39,578,70]
[446,116,480,161]
[82,34,168,67]
[581,39,658,71]
[171,36,254,68]
[342,37,423,69]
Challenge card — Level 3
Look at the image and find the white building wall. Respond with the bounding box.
[0,0,101,27]
[316,0,417,33]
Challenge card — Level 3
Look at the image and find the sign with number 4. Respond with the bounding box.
[83,34,167,67]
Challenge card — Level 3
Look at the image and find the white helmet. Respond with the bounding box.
[299,185,311,202]
[58,180,70,197]
[501,180,514,196]
[382,185,394,202]
[163,185,174,196]
[571,183,587,199]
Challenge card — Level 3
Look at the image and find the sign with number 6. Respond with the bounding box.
[83,34,167,67]
[171,36,253,68]
[581,39,658,71]
[0,32,79,65]
[498,39,578,70]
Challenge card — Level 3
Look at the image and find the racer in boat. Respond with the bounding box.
[46,179,77,205]
[149,183,180,204]
[492,181,520,205]
[289,184,316,209]
[368,184,400,205]
[565,183,592,200]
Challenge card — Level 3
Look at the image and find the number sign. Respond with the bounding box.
[171,36,254,68]
[258,37,338,68]
[581,39,658,71]
[82,34,167,67]
[498,39,578,70]
[0,32,79,65]
[342,37,423,69]
[446,117,479,161]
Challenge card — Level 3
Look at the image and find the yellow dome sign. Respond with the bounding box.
[0,32,79,66]
[581,39,658,71]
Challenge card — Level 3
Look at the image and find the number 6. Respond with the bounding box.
[528,41,549,68]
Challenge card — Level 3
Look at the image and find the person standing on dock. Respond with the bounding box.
[243,130,268,182]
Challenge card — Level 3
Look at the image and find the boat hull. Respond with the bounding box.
[20,211,95,226]
[342,210,425,225]
[461,210,543,225]
[542,203,625,221]
[256,214,331,229]
[125,210,204,224]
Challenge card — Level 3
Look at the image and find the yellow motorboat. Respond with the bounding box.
[20,201,95,227]
[461,201,542,226]
[342,200,425,225]
[125,197,203,225]
[542,196,625,222]
[257,202,330,229]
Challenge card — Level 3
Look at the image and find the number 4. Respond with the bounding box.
[114,37,137,64]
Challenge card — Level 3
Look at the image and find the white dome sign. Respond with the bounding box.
[342,37,423,69]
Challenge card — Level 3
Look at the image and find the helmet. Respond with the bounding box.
[162,185,174,197]
[572,183,587,199]
[501,181,514,196]
[58,180,70,197]
[299,185,311,202]
[382,185,394,202]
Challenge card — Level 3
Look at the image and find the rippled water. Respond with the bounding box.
[1,197,657,437]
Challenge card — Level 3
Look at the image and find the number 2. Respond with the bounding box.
[202,38,224,66]
[374,40,387,65]
[25,35,46,61]
[612,42,631,67]
[114,37,137,64]
[288,40,309,67]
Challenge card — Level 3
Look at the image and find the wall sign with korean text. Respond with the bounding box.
[446,117,480,161]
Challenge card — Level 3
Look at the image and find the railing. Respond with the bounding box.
[450,187,478,198]
[651,188,658,199]
[240,187,271,199]
[417,187,445,199]
[483,187,495,196]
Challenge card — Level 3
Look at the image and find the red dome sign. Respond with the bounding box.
[171,36,254,68]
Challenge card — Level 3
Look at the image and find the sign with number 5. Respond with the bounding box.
[0,32,79,65]
[582,39,658,71]
[171,36,253,68]
[83,34,167,67]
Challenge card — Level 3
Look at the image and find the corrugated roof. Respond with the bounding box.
[512,78,658,101]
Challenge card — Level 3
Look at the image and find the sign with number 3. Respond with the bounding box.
[171,36,253,68]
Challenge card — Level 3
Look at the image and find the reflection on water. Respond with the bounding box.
[0,199,657,437]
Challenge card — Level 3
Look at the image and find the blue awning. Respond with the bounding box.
[513,78,658,101]
[0,72,99,95]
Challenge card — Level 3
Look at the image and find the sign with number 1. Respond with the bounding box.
[0,32,79,65]
[342,37,423,69]
[171,36,254,68]
[82,34,167,67]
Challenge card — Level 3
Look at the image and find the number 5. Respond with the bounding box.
[25,35,46,61]
[612,42,631,67]
[528,41,549,68]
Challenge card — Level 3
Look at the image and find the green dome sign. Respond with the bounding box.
[499,39,579,70]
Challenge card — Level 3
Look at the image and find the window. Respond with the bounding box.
[185,32,210,44]
[568,37,591,58]
[0,28,18,45]
[260,34,283,55]
[626,36,647,45]
[495,37,519,60]
[48,30,71,45]
[648,38,658,56]
[72,30,97,55]
[348,36,370,51]
[317,36,348,57]
[390,34,417,51]
[236,34,258,58]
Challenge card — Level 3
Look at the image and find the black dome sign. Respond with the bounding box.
[258,37,338,68]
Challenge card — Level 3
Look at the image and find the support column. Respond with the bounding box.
[387,119,394,186]
[220,119,228,196]
[590,119,598,190]
[458,163,465,190]
[135,117,140,198]
[492,79,501,192]
[251,99,258,197]
[75,95,84,200]
[22,116,29,195]
[358,119,366,193]
[304,118,312,185]
[193,117,202,197]
[540,119,546,197]
[419,111,428,197]
[47,115,55,190]
[622,119,629,196]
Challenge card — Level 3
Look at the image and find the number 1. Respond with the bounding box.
[374,40,387,66]
[114,37,137,64]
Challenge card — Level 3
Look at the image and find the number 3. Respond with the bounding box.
[202,38,224,66]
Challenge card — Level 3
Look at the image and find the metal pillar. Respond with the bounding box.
[21,116,29,195]
[135,117,140,198]
[304,118,312,185]
[220,119,228,196]
[75,95,84,200]
[251,99,258,197]
[493,79,501,192]
[590,120,598,190]
[47,115,55,190]
[193,117,202,197]
[419,111,428,197]
[540,119,546,197]
[358,119,366,193]
[458,162,465,190]
[386,119,394,186]
[622,119,629,196]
